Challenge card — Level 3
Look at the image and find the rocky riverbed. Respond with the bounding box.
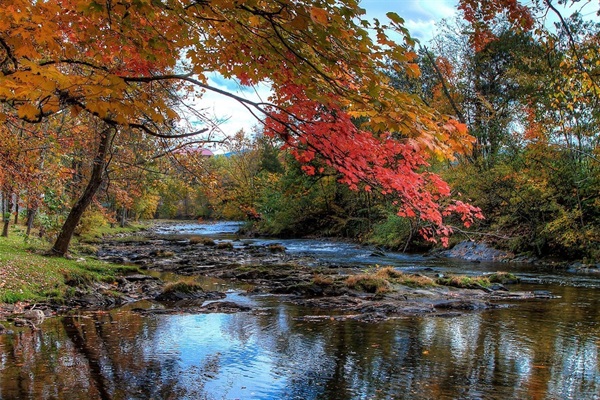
[0,226,558,330]
[93,230,553,317]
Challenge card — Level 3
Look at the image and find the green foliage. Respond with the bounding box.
[75,209,109,236]
[367,211,414,250]
[131,190,161,220]
[444,146,600,260]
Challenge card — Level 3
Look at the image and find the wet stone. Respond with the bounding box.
[123,274,158,282]
[200,301,251,313]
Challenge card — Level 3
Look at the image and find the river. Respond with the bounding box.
[1,221,599,399]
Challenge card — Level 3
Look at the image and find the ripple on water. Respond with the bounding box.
[4,221,599,400]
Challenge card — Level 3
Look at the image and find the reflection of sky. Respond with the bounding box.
[144,314,284,398]
[3,286,600,400]
[139,312,331,399]
[129,294,598,399]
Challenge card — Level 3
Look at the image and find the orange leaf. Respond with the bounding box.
[17,104,39,121]
[310,7,328,26]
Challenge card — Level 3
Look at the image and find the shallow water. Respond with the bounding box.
[1,222,599,399]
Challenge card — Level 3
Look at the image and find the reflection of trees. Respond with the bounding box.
[1,286,599,399]
[0,319,98,398]
[0,311,199,399]
[62,316,111,399]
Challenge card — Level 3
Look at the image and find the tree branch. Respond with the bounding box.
[422,45,466,123]
[544,0,600,92]
[0,37,17,73]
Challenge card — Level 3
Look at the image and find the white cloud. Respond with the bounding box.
[360,0,458,43]
[184,74,272,149]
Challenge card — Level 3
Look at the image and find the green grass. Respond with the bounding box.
[345,274,392,293]
[0,226,138,304]
[435,275,491,289]
[345,266,437,294]
[162,280,205,294]
[77,221,149,242]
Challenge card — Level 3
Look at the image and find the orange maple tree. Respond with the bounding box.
[1,0,481,255]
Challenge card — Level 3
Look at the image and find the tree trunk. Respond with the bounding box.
[51,126,115,256]
[1,191,7,237]
[26,207,36,236]
[14,200,19,225]
[2,190,14,237]
[120,207,127,228]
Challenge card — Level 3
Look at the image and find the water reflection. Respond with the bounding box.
[0,284,599,399]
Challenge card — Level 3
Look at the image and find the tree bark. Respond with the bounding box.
[120,207,127,228]
[422,46,466,124]
[51,126,115,256]
[1,191,7,237]
[26,207,36,236]
[2,190,13,237]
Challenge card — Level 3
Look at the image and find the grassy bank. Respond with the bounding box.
[0,224,140,304]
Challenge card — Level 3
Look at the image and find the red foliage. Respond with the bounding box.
[458,0,534,51]
[264,80,483,245]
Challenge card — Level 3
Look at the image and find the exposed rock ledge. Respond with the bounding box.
[436,241,514,262]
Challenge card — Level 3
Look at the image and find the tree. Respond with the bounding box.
[1,0,481,255]
[442,0,600,258]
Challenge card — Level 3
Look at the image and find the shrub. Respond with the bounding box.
[345,274,391,293]
[189,236,204,244]
[75,210,109,236]
[312,274,334,286]
[487,271,520,284]
[436,275,490,289]
[162,281,204,294]
[368,213,414,250]
[268,244,286,253]
[375,266,435,287]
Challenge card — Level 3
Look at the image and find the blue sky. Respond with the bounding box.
[361,0,457,42]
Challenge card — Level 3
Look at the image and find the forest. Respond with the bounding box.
[1,0,598,262]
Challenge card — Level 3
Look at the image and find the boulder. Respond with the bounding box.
[438,241,513,262]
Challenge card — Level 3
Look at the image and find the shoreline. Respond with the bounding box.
[0,221,569,330]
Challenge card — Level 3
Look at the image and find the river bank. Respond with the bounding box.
[1,220,561,332]
[2,221,598,399]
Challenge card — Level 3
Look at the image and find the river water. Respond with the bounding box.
[1,222,599,399]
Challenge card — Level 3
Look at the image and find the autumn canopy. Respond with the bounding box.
[0,0,481,254]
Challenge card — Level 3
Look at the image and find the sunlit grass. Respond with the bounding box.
[345,266,437,293]
[0,225,137,304]
[78,220,149,242]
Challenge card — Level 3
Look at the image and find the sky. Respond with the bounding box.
[197,1,459,150]
[363,0,457,41]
